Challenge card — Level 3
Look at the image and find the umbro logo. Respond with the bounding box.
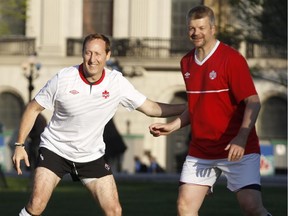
[105,163,110,171]
[184,71,190,79]
[69,90,79,95]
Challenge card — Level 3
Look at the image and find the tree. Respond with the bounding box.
[214,0,262,49]
[0,0,28,36]
[227,0,287,45]
[258,0,287,46]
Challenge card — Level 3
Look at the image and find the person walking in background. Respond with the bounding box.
[103,118,127,173]
[12,33,186,216]
[149,5,272,216]
[0,122,8,188]
[145,151,165,174]
[134,156,147,173]
[27,113,47,172]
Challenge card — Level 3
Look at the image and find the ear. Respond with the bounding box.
[106,51,111,61]
[211,25,217,35]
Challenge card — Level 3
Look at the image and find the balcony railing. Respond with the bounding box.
[67,37,190,58]
[246,40,287,59]
[0,36,35,55]
[67,37,287,59]
[0,36,286,59]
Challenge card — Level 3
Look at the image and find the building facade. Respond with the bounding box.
[0,0,286,173]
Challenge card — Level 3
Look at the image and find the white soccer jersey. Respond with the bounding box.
[35,64,146,162]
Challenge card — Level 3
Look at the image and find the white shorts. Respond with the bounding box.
[180,153,261,192]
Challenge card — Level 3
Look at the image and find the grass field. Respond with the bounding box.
[0,175,287,215]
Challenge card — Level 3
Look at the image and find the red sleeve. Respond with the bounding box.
[227,51,257,103]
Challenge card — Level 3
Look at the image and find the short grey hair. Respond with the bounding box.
[186,5,215,27]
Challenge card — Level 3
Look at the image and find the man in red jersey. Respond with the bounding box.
[149,5,272,216]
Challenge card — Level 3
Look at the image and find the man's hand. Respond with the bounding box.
[12,147,30,175]
[149,123,174,137]
[225,135,246,162]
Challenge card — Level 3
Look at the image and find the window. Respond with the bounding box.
[166,91,189,173]
[0,0,26,36]
[171,0,202,53]
[83,0,113,36]
[0,92,24,131]
[258,96,287,139]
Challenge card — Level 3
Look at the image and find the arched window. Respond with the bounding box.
[258,96,287,139]
[0,92,24,131]
[166,91,189,173]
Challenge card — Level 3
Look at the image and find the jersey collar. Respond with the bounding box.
[194,40,220,65]
[78,63,105,85]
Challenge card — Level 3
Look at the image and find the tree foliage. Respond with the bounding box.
[215,0,262,48]
[226,0,287,46]
[258,0,287,45]
[0,0,28,36]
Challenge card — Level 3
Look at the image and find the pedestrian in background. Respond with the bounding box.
[134,156,147,173]
[103,118,127,173]
[27,113,47,172]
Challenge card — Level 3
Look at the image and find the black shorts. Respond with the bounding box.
[37,147,112,181]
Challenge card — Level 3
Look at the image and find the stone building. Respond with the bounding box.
[0,0,286,173]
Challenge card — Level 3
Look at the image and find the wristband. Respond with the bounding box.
[15,143,25,147]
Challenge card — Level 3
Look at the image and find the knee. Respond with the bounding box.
[242,205,267,215]
[177,197,185,212]
[26,196,47,215]
[104,202,122,216]
[239,200,266,215]
[112,203,122,216]
[177,197,197,216]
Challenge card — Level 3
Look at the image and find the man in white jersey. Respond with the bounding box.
[12,33,186,216]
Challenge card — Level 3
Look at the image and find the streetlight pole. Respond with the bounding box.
[27,64,34,102]
[22,53,41,102]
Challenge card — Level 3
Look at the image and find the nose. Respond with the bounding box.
[89,53,97,63]
[193,28,199,35]
[188,28,198,37]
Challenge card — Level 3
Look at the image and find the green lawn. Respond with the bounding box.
[0,176,286,215]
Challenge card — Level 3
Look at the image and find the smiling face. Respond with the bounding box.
[187,16,216,50]
[82,38,111,82]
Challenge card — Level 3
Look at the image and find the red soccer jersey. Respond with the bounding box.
[181,41,260,159]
